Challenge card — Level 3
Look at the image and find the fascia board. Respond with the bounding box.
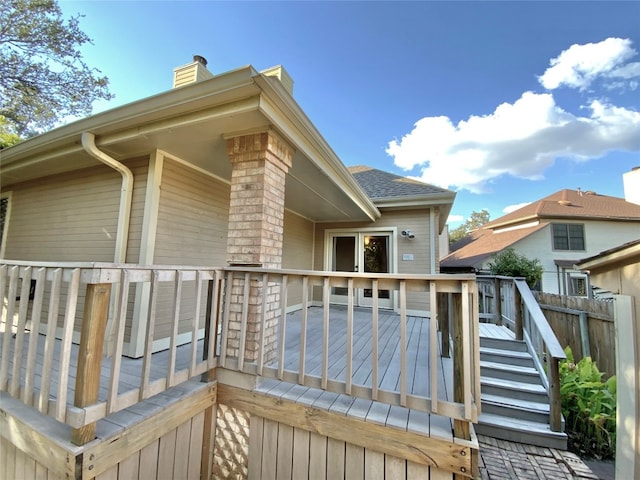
[1,66,260,165]
[576,243,640,270]
[253,75,380,222]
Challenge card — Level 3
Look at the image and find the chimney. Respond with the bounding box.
[623,167,640,205]
[173,55,214,88]
[260,65,294,96]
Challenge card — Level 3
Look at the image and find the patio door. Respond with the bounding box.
[329,232,393,308]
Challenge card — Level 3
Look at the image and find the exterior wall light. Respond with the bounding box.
[401,230,415,239]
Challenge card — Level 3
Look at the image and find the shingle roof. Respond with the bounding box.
[348,165,453,199]
[441,188,640,271]
[441,223,547,270]
[486,189,640,228]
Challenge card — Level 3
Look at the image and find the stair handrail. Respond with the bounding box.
[477,275,566,432]
[514,279,566,432]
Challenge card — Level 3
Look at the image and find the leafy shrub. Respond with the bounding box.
[560,346,616,459]
[488,248,543,289]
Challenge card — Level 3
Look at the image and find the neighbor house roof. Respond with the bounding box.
[486,189,640,229]
[348,166,456,232]
[441,188,640,272]
[441,223,547,270]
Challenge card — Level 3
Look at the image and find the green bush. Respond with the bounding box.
[488,248,543,289]
[560,346,616,459]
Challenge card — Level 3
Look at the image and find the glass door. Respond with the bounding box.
[329,232,393,308]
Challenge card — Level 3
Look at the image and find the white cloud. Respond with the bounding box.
[503,202,531,214]
[386,92,640,193]
[447,214,464,225]
[539,37,640,91]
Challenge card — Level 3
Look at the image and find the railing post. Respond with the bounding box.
[514,282,524,341]
[548,356,562,432]
[452,293,469,440]
[494,277,502,326]
[437,292,450,358]
[72,282,112,446]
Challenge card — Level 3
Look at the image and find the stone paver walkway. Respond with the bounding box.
[478,435,600,479]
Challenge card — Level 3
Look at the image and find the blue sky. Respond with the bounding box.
[61,1,640,226]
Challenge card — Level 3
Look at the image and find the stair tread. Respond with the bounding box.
[481,376,547,394]
[480,360,539,375]
[481,393,550,413]
[480,346,532,359]
[478,412,566,438]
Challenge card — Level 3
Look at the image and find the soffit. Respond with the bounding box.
[1,68,374,223]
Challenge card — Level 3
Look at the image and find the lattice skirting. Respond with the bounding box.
[213,404,250,479]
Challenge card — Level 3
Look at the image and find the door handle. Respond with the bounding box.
[354,265,359,272]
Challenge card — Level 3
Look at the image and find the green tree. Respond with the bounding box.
[449,209,490,244]
[488,248,543,289]
[0,116,21,149]
[0,0,113,136]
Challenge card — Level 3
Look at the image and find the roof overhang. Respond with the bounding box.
[1,65,379,223]
[575,241,640,271]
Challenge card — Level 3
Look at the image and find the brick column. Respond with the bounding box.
[225,130,293,362]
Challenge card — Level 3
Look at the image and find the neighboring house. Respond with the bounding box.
[575,240,640,480]
[0,57,454,357]
[441,186,640,295]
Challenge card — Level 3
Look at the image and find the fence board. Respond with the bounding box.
[535,292,615,377]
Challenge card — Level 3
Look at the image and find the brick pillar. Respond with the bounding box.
[225,130,293,363]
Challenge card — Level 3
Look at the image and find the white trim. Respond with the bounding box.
[324,227,397,309]
[151,328,206,353]
[0,191,12,258]
[430,209,436,274]
[128,151,164,358]
[158,149,230,186]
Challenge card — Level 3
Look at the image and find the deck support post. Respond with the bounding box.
[72,283,112,446]
[438,292,450,358]
[548,356,562,432]
[452,291,478,479]
[494,277,502,326]
[514,282,524,341]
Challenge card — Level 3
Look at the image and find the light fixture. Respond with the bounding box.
[401,230,415,239]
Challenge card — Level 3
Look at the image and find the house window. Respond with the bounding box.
[567,273,589,297]
[552,223,585,251]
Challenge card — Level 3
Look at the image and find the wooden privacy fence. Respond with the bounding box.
[477,275,566,433]
[534,292,615,377]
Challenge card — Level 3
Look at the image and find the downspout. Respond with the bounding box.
[81,132,133,263]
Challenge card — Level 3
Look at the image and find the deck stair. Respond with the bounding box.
[476,326,568,450]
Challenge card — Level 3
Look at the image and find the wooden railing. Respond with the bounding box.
[1,260,481,445]
[477,275,566,432]
[0,261,221,445]
[217,267,481,425]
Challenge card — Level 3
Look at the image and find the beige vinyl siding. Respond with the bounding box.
[315,209,433,313]
[2,166,120,262]
[2,158,150,337]
[124,156,151,263]
[152,159,230,341]
[282,210,314,308]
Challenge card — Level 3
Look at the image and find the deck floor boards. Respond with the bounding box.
[0,305,503,444]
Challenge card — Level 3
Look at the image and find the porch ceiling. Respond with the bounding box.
[0,66,375,223]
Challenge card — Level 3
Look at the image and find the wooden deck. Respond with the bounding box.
[2,305,457,438]
[255,305,455,441]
